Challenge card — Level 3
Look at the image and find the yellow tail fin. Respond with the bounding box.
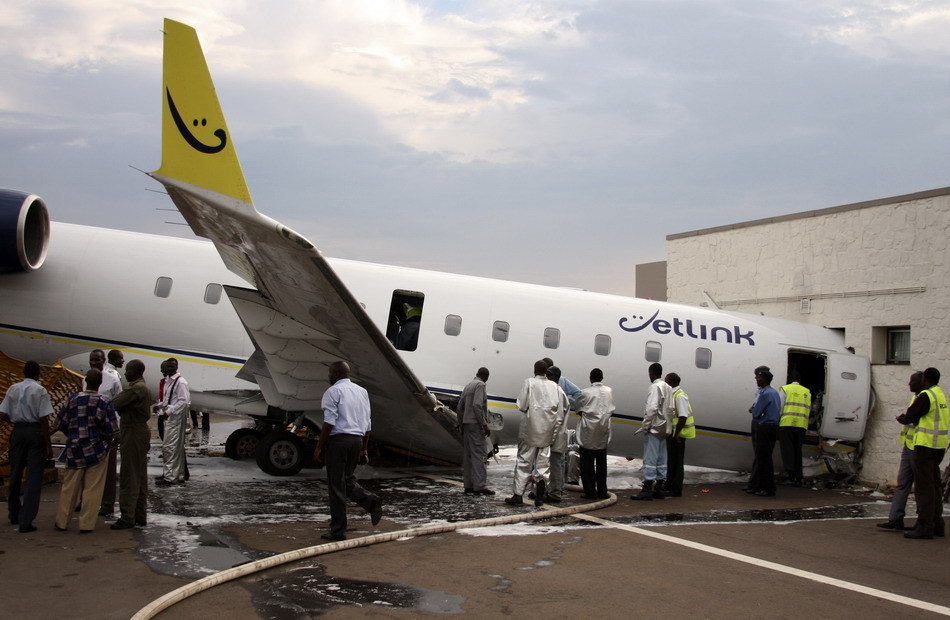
[154,19,251,204]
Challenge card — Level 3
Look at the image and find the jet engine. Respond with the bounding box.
[0,189,50,272]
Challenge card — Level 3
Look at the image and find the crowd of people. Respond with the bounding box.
[1,351,196,533]
[2,352,945,543]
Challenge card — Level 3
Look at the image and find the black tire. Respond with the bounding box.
[256,431,306,476]
[225,428,262,460]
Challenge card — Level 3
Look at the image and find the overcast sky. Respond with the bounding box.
[1,1,948,295]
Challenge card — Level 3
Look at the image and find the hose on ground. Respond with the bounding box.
[132,492,616,619]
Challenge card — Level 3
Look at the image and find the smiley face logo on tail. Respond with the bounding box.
[166,87,227,154]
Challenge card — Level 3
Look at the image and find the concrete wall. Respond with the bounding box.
[665,187,950,486]
[635,260,667,301]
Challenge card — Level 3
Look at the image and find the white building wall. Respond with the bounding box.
[666,188,950,486]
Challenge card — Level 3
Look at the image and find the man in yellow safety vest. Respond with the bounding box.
[778,371,811,487]
[898,367,948,540]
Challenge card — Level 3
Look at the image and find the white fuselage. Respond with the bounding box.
[0,222,867,472]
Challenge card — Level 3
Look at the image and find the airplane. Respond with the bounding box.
[0,19,872,479]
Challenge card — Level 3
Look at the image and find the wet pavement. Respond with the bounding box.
[5,415,948,619]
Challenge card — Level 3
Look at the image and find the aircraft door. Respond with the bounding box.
[819,352,871,441]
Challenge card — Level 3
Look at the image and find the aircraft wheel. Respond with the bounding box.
[225,428,262,460]
[256,431,306,476]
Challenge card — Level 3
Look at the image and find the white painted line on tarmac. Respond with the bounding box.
[571,512,950,617]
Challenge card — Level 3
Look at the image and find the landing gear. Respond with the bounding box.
[224,428,262,460]
[256,431,307,476]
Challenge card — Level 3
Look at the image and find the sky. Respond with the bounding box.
[1,1,949,295]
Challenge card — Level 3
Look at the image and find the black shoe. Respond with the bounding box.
[504,494,523,505]
[369,497,383,526]
[79,529,93,534]
[754,490,775,497]
[110,520,134,530]
[321,532,346,541]
[18,525,37,533]
[535,479,546,507]
[904,530,933,540]
[473,488,496,495]
[9,518,18,525]
[630,489,653,501]
[464,488,475,494]
[98,508,114,517]
[580,494,596,499]
[134,520,147,527]
[877,520,904,530]
[743,488,758,494]
[544,494,562,503]
[155,479,174,487]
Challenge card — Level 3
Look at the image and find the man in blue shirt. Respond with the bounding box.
[313,361,383,541]
[747,367,781,497]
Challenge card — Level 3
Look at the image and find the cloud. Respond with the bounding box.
[0,1,948,296]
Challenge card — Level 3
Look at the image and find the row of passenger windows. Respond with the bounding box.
[153,280,714,369]
[443,314,712,367]
[154,277,224,305]
[385,289,714,368]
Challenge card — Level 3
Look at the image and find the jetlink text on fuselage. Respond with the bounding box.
[620,310,756,346]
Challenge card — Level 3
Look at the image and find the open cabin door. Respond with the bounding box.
[819,352,871,441]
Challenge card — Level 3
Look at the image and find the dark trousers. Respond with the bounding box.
[7,423,46,528]
[579,447,608,498]
[118,424,150,525]
[666,437,687,495]
[778,426,805,483]
[100,445,118,513]
[750,422,777,494]
[910,446,946,536]
[325,434,376,536]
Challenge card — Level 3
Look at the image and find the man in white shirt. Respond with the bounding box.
[155,358,190,486]
[573,368,615,499]
[632,362,674,501]
[505,360,565,507]
[313,361,383,541]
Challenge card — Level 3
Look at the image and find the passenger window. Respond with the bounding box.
[594,334,611,356]
[492,321,509,343]
[204,283,223,304]
[543,328,560,349]
[444,314,462,336]
[386,290,425,352]
[695,347,712,369]
[154,276,172,298]
[645,340,661,362]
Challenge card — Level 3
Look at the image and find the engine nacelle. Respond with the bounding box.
[0,189,50,272]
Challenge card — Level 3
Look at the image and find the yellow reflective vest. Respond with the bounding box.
[899,394,917,450]
[671,387,695,439]
[779,383,811,430]
[912,385,949,450]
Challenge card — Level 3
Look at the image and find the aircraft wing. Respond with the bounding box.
[148,19,461,463]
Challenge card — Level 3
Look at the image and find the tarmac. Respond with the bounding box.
[3,419,949,619]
